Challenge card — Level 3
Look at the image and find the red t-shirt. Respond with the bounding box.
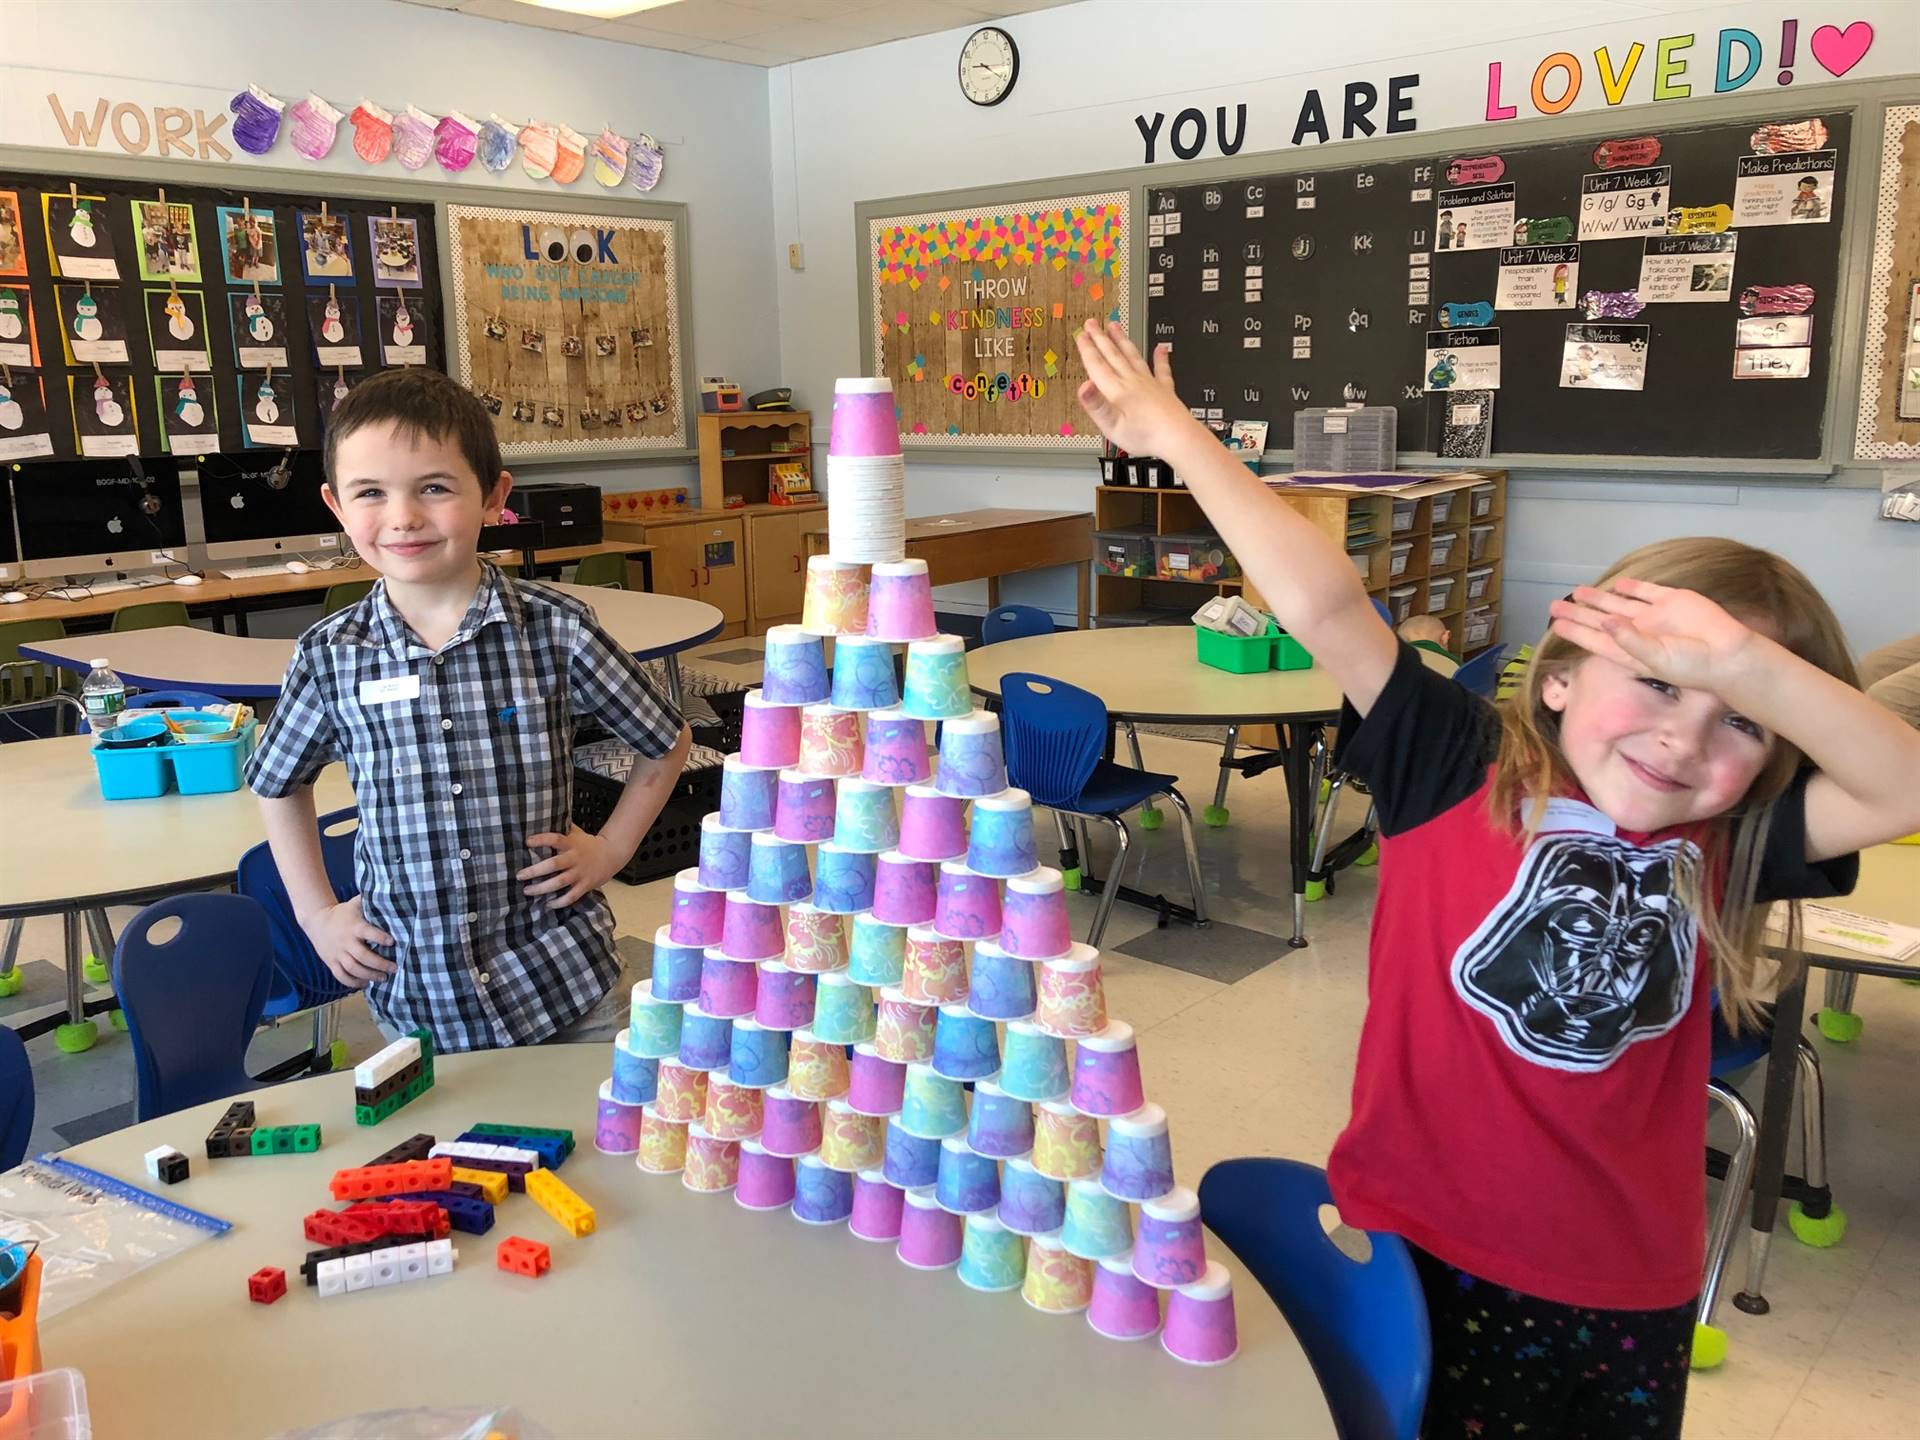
[1326,643,1856,1311]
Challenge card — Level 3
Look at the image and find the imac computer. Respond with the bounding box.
[195,449,343,564]
[14,456,189,582]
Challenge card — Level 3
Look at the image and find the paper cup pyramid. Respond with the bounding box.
[597,376,1234,1363]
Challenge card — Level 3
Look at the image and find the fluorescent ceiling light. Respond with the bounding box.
[515,0,686,19]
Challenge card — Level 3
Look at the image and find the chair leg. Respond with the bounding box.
[1206,724,1239,828]
[1087,813,1130,949]
[1817,970,1862,1043]
[1786,1038,1847,1248]
[1306,775,1349,901]
[1697,1078,1758,1366]
[311,1001,343,1074]
[1123,722,1163,831]
[1076,817,1098,889]
[0,917,24,997]
[1160,787,1210,927]
[1050,808,1082,889]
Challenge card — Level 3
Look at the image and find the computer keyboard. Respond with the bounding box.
[44,577,170,600]
[219,563,295,579]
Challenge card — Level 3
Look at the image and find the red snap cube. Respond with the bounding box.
[248,1266,288,1304]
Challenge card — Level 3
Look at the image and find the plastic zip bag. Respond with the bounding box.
[270,1407,554,1440]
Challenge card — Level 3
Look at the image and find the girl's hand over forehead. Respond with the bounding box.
[1549,577,1761,691]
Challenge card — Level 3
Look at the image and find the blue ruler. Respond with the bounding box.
[33,1154,233,1234]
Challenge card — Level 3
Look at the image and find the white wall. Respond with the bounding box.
[0,0,779,496]
[769,0,1920,650]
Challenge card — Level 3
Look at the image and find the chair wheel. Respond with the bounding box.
[82,954,111,985]
[1138,805,1164,831]
[1201,805,1229,828]
[1304,879,1328,904]
[1355,843,1379,867]
[1062,867,1083,892]
[1788,1201,1847,1248]
[1691,1322,1730,1370]
[109,1008,127,1031]
[1816,1009,1863,1044]
[56,1019,99,1053]
[327,1038,350,1072]
[0,970,21,998]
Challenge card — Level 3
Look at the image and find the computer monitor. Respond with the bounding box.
[0,465,19,585]
[194,449,343,563]
[14,456,188,581]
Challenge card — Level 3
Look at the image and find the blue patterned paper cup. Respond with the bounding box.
[612,1028,661,1104]
[966,1076,1035,1159]
[847,912,907,987]
[898,1061,968,1139]
[792,1152,855,1225]
[746,831,812,905]
[830,633,899,710]
[967,940,1037,1022]
[813,842,878,914]
[811,971,877,1046]
[832,777,900,853]
[650,926,706,1001]
[936,1135,1002,1214]
[727,1016,790,1089]
[676,1001,735,1072]
[930,1004,1001,1082]
[966,788,1038,878]
[627,979,684,1059]
[762,624,830,705]
[881,1115,942,1190]
[1100,1103,1176,1202]
[999,1019,1070,1102]
[718,755,780,831]
[1062,1178,1135,1260]
[998,1155,1067,1235]
[934,710,1008,798]
[899,635,972,720]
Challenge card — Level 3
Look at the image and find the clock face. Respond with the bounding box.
[959,27,1018,107]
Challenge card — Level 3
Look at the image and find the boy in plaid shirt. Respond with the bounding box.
[247,370,689,1050]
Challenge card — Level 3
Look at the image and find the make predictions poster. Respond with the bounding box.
[868,191,1129,449]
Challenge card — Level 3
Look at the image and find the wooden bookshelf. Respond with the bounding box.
[696,411,812,510]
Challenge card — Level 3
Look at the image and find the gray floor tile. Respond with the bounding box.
[699,648,766,666]
[1111,917,1289,984]
[53,1102,134,1146]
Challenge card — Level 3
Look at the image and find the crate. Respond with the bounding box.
[1465,565,1494,601]
[1093,526,1157,578]
[1292,406,1397,472]
[1429,532,1458,570]
[1427,576,1456,613]
[573,744,725,886]
[1386,584,1417,624]
[1468,523,1497,562]
[1470,483,1497,518]
[1154,531,1239,583]
[1462,606,1497,649]
[1390,500,1417,534]
[91,715,259,801]
[1388,540,1413,578]
[1195,623,1272,674]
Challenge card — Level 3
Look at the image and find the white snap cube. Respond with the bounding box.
[343,1254,372,1291]
[426,1238,454,1275]
[370,1249,400,1287]
[397,1242,427,1281]
[143,1145,171,1179]
[315,1258,345,1297]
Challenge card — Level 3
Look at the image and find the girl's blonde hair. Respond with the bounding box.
[1489,537,1859,1031]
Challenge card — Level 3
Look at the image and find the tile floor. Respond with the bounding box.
[8,633,1918,1436]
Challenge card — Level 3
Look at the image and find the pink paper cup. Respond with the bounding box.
[703,1076,766,1141]
[829,376,900,458]
[1089,1256,1163,1341]
[759,1085,823,1157]
[934,861,1002,941]
[872,851,937,926]
[897,785,967,860]
[1001,868,1072,960]
[866,559,936,643]
[901,927,967,1006]
[637,1106,689,1174]
[1036,944,1108,1039]
[1162,1261,1239,1366]
[774,770,838,843]
[595,1078,644,1155]
[847,1042,908,1115]
[1132,1186,1207,1289]
[668,870,726,948]
[1070,1020,1146,1117]
[753,961,818,1032]
[653,1061,709,1124]
[721,893,785,961]
[874,986,938,1064]
[863,710,931,787]
[735,1139,796,1211]
[783,904,850,975]
[699,950,759,1019]
[786,1028,851,1101]
[850,1168,906,1241]
[798,704,864,779]
[897,1186,964,1269]
[740,690,802,769]
[682,1123,741,1194]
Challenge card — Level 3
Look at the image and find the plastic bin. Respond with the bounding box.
[1462,606,1497,650]
[575,746,724,885]
[1470,483,1496,518]
[1347,551,1372,582]
[1429,532,1458,570]
[1093,527,1157,578]
[1154,531,1240,583]
[1387,584,1418,624]
[90,715,258,800]
[1465,565,1494,601]
[1195,623,1273,674]
[1390,500,1417,534]
[1388,540,1414,578]
[1468,524,1497,562]
[170,721,259,795]
[1427,576,1456,613]
[0,1367,90,1440]
[1429,492,1455,527]
[1272,630,1314,671]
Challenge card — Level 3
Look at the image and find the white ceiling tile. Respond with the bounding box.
[454,0,603,31]
[690,39,797,66]
[828,0,995,45]
[604,0,776,41]
[391,0,464,11]
[728,0,884,18]
[581,17,715,49]
[735,21,869,60]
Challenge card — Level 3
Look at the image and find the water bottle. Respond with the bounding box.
[81,658,127,729]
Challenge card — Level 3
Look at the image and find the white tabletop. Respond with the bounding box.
[41,1046,1334,1438]
[968,626,1344,724]
[20,583,725,699]
[0,735,354,916]
[1784,843,1920,976]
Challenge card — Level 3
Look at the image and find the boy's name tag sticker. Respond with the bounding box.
[359,675,421,705]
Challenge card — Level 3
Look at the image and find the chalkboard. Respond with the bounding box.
[1145,110,1851,461]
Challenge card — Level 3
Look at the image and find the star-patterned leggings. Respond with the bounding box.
[1411,1246,1695,1438]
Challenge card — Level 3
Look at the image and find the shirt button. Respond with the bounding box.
[441,718,453,731]
[466,912,479,924]
[451,783,463,795]
[433,655,445,666]
[478,972,490,985]
[459,848,472,860]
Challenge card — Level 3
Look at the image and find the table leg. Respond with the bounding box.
[1076,561,1090,630]
[1734,965,1809,1315]
[232,604,251,638]
[986,575,1001,613]
[663,654,686,714]
[641,552,655,594]
[1281,723,1316,949]
[58,909,98,1053]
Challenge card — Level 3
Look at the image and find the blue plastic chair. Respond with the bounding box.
[126,688,228,711]
[0,1023,33,1171]
[998,672,1206,946]
[978,604,1055,646]
[1452,643,1508,698]
[111,894,273,1121]
[1200,1158,1430,1440]
[237,807,360,1076]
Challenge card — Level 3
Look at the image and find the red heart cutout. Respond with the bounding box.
[1809,21,1873,77]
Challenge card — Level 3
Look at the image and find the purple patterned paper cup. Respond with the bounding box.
[967,940,1037,1022]
[1070,1021,1145,1117]
[761,625,830,705]
[753,961,817,1032]
[812,843,878,914]
[872,851,937,926]
[735,1139,796,1211]
[847,1042,907,1115]
[967,788,1038,878]
[847,912,907,987]
[881,1116,940,1190]
[866,559,937,643]
[967,1077,1035,1159]
[930,1004,1001,1082]
[873,987,938,1064]
[934,710,1007,799]
[863,708,932,787]
[935,1135,1002,1215]
[901,927,967,1006]
[774,770,837,844]
[697,814,752,892]
[650,928,705,1002]
[897,784,966,859]
[896,1187,964,1268]
[830,633,897,710]
[595,1078,644,1154]
[828,377,900,459]
[698,950,759,1019]
[1162,1261,1239,1366]
[1000,868,1072,960]
[850,1168,906,1242]
[783,904,849,974]
[1089,1256,1163,1341]
[721,893,785,961]
[740,690,802,770]
[934,861,1001,941]
[792,1153,855,1225]
[1132,1186,1207,1289]
[668,871,726,948]
[718,755,780,831]
[1101,1102,1175,1202]
[759,1085,823,1157]
[998,1156,1067,1236]
[746,832,812,905]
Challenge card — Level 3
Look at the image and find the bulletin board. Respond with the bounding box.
[0,163,443,462]
[1145,110,1853,462]
[863,189,1129,450]
[1852,102,1920,460]
[445,203,686,459]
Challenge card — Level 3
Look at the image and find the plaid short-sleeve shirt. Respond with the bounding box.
[245,564,682,1051]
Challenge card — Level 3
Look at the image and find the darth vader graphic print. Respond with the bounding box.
[1452,829,1701,1072]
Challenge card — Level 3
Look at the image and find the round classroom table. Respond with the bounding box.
[40,1045,1335,1438]
[16,584,726,702]
[0,735,353,1051]
[967,625,1344,947]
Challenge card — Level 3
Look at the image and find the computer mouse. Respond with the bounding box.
[285,560,311,574]
[1,592,23,604]
[173,573,204,586]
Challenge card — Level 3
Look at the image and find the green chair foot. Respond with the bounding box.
[1355,843,1379,867]
[1305,878,1328,904]
[1690,1322,1730,1370]
[1816,1009,1863,1044]
[1138,805,1164,832]
[83,954,110,985]
[0,970,22,998]
[1788,1201,1847,1249]
[327,1038,350,1072]
[56,1019,99,1053]
[1318,778,1331,804]
[1062,867,1083,892]
[1903,977,1920,987]
[109,1008,127,1031]
[1201,804,1230,828]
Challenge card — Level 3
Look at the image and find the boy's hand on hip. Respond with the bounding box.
[300,896,396,989]
[1073,319,1200,458]
[520,826,619,908]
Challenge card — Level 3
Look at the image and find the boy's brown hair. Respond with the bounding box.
[323,369,501,494]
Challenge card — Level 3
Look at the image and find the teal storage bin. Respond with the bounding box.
[171,718,259,795]
[93,741,173,800]
[90,714,259,800]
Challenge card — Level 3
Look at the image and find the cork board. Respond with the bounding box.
[446,203,685,460]
[1853,104,1920,461]
[867,190,1128,451]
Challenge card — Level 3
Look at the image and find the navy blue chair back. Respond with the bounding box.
[0,1024,32,1171]
[997,672,1108,811]
[126,689,228,711]
[112,894,273,1121]
[1452,644,1509,699]
[1200,1158,1431,1440]
[1370,598,1393,627]
[237,807,360,1019]
[979,605,1055,646]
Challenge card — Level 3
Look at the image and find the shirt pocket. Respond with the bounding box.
[497,689,571,829]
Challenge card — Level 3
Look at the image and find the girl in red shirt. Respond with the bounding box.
[1071,319,1920,1437]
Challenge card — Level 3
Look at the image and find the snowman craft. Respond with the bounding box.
[93,376,123,427]
[69,200,97,248]
[245,295,274,342]
[392,301,413,347]
[0,292,21,339]
[328,375,350,410]
[0,380,22,430]
[255,380,279,424]
[73,293,103,341]
[165,292,195,341]
[321,298,345,344]
[174,376,205,428]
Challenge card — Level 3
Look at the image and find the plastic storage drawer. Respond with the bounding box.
[1429,532,1458,570]
[1470,483,1496,518]
[1429,492,1455,527]
[1388,540,1413,578]
[1462,607,1497,649]
[1465,565,1494,601]
[1154,531,1240,583]
[1390,500,1417,534]
[1468,524,1497,561]
[1387,584,1418,624]
[1427,576,1456,613]
[1093,527,1157,578]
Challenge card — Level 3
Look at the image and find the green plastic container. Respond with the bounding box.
[1273,632,1315,671]
[1195,622,1275,674]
